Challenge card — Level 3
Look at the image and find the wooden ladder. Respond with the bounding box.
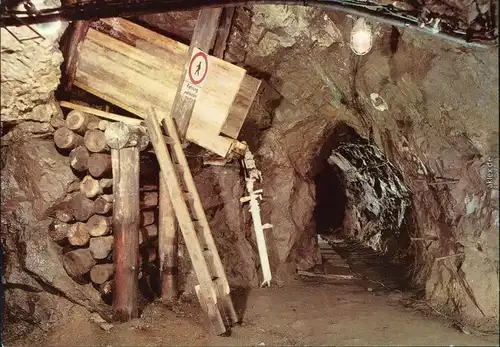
[145,109,238,335]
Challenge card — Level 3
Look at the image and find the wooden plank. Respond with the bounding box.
[74,24,246,157]
[161,111,238,326]
[80,18,259,139]
[144,110,225,335]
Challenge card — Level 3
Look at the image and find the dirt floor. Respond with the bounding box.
[7,282,498,346]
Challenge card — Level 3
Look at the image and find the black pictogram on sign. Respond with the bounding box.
[188,51,208,85]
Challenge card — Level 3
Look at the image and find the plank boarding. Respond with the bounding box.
[74,18,260,157]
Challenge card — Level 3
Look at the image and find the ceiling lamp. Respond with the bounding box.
[350,17,373,56]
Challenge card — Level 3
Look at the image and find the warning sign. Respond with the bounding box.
[181,48,208,100]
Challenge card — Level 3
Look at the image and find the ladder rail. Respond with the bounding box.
[145,110,226,335]
[162,113,231,291]
[161,112,238,325]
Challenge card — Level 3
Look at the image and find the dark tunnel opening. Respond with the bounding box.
[307,123,418,291]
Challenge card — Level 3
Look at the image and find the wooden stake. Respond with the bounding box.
[88,153,112,178]
[63,248,96,279]
[112,146,140,321]
[84,129,108,153]
[159,172,178,301]
[69,146,90,171]
[89,236,114,260]
[54,127,84,150]
[90,263,114,285]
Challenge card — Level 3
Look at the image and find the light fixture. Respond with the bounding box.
[350,17,373,56]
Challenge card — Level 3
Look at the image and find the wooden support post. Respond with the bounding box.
[170,8,223,138]
[62,21,90,92]
[107,122,148,322]
[111,145,140,321]
[159,173,178,301]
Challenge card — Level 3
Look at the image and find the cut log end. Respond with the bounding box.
[70,193,96,222]
[94,196,113,215]
[54,127,84,150]
[67,222,91,246]
[80,175,101,198]
[87,215,111,237]
[84,129,108,153]
[63,248,96,279]
[66,110,93,134]
[69,146,90,171]
[88,153,112,178]
[89,235,114,260]
[90,263,114,285]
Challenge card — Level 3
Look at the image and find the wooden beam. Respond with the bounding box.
[75,18,259,150]
[62,21,90,92]
[213,7,236,59]
[86,18,259,140]
[111,144,140,321]
[60,101,143,126]
[169,8,223,138]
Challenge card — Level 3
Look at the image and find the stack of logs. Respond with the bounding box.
[50,108,159,302]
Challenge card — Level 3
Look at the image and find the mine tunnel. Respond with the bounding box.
[1,1,499,346]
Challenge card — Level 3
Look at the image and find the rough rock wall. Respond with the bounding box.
[328,143,412,255]
[239,5,498,328]
[1,140,112,339]
[0,1,66,140]
[0,5,87,339]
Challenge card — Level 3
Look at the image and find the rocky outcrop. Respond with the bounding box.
[328,142,412,255]
[1,140,111,338]
[241,7,498,329]
[0,21,65,124]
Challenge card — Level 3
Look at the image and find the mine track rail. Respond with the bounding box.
[0,0,497,47]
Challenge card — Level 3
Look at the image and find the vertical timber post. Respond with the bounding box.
[106,122,148,321]
[159,173,178,301]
